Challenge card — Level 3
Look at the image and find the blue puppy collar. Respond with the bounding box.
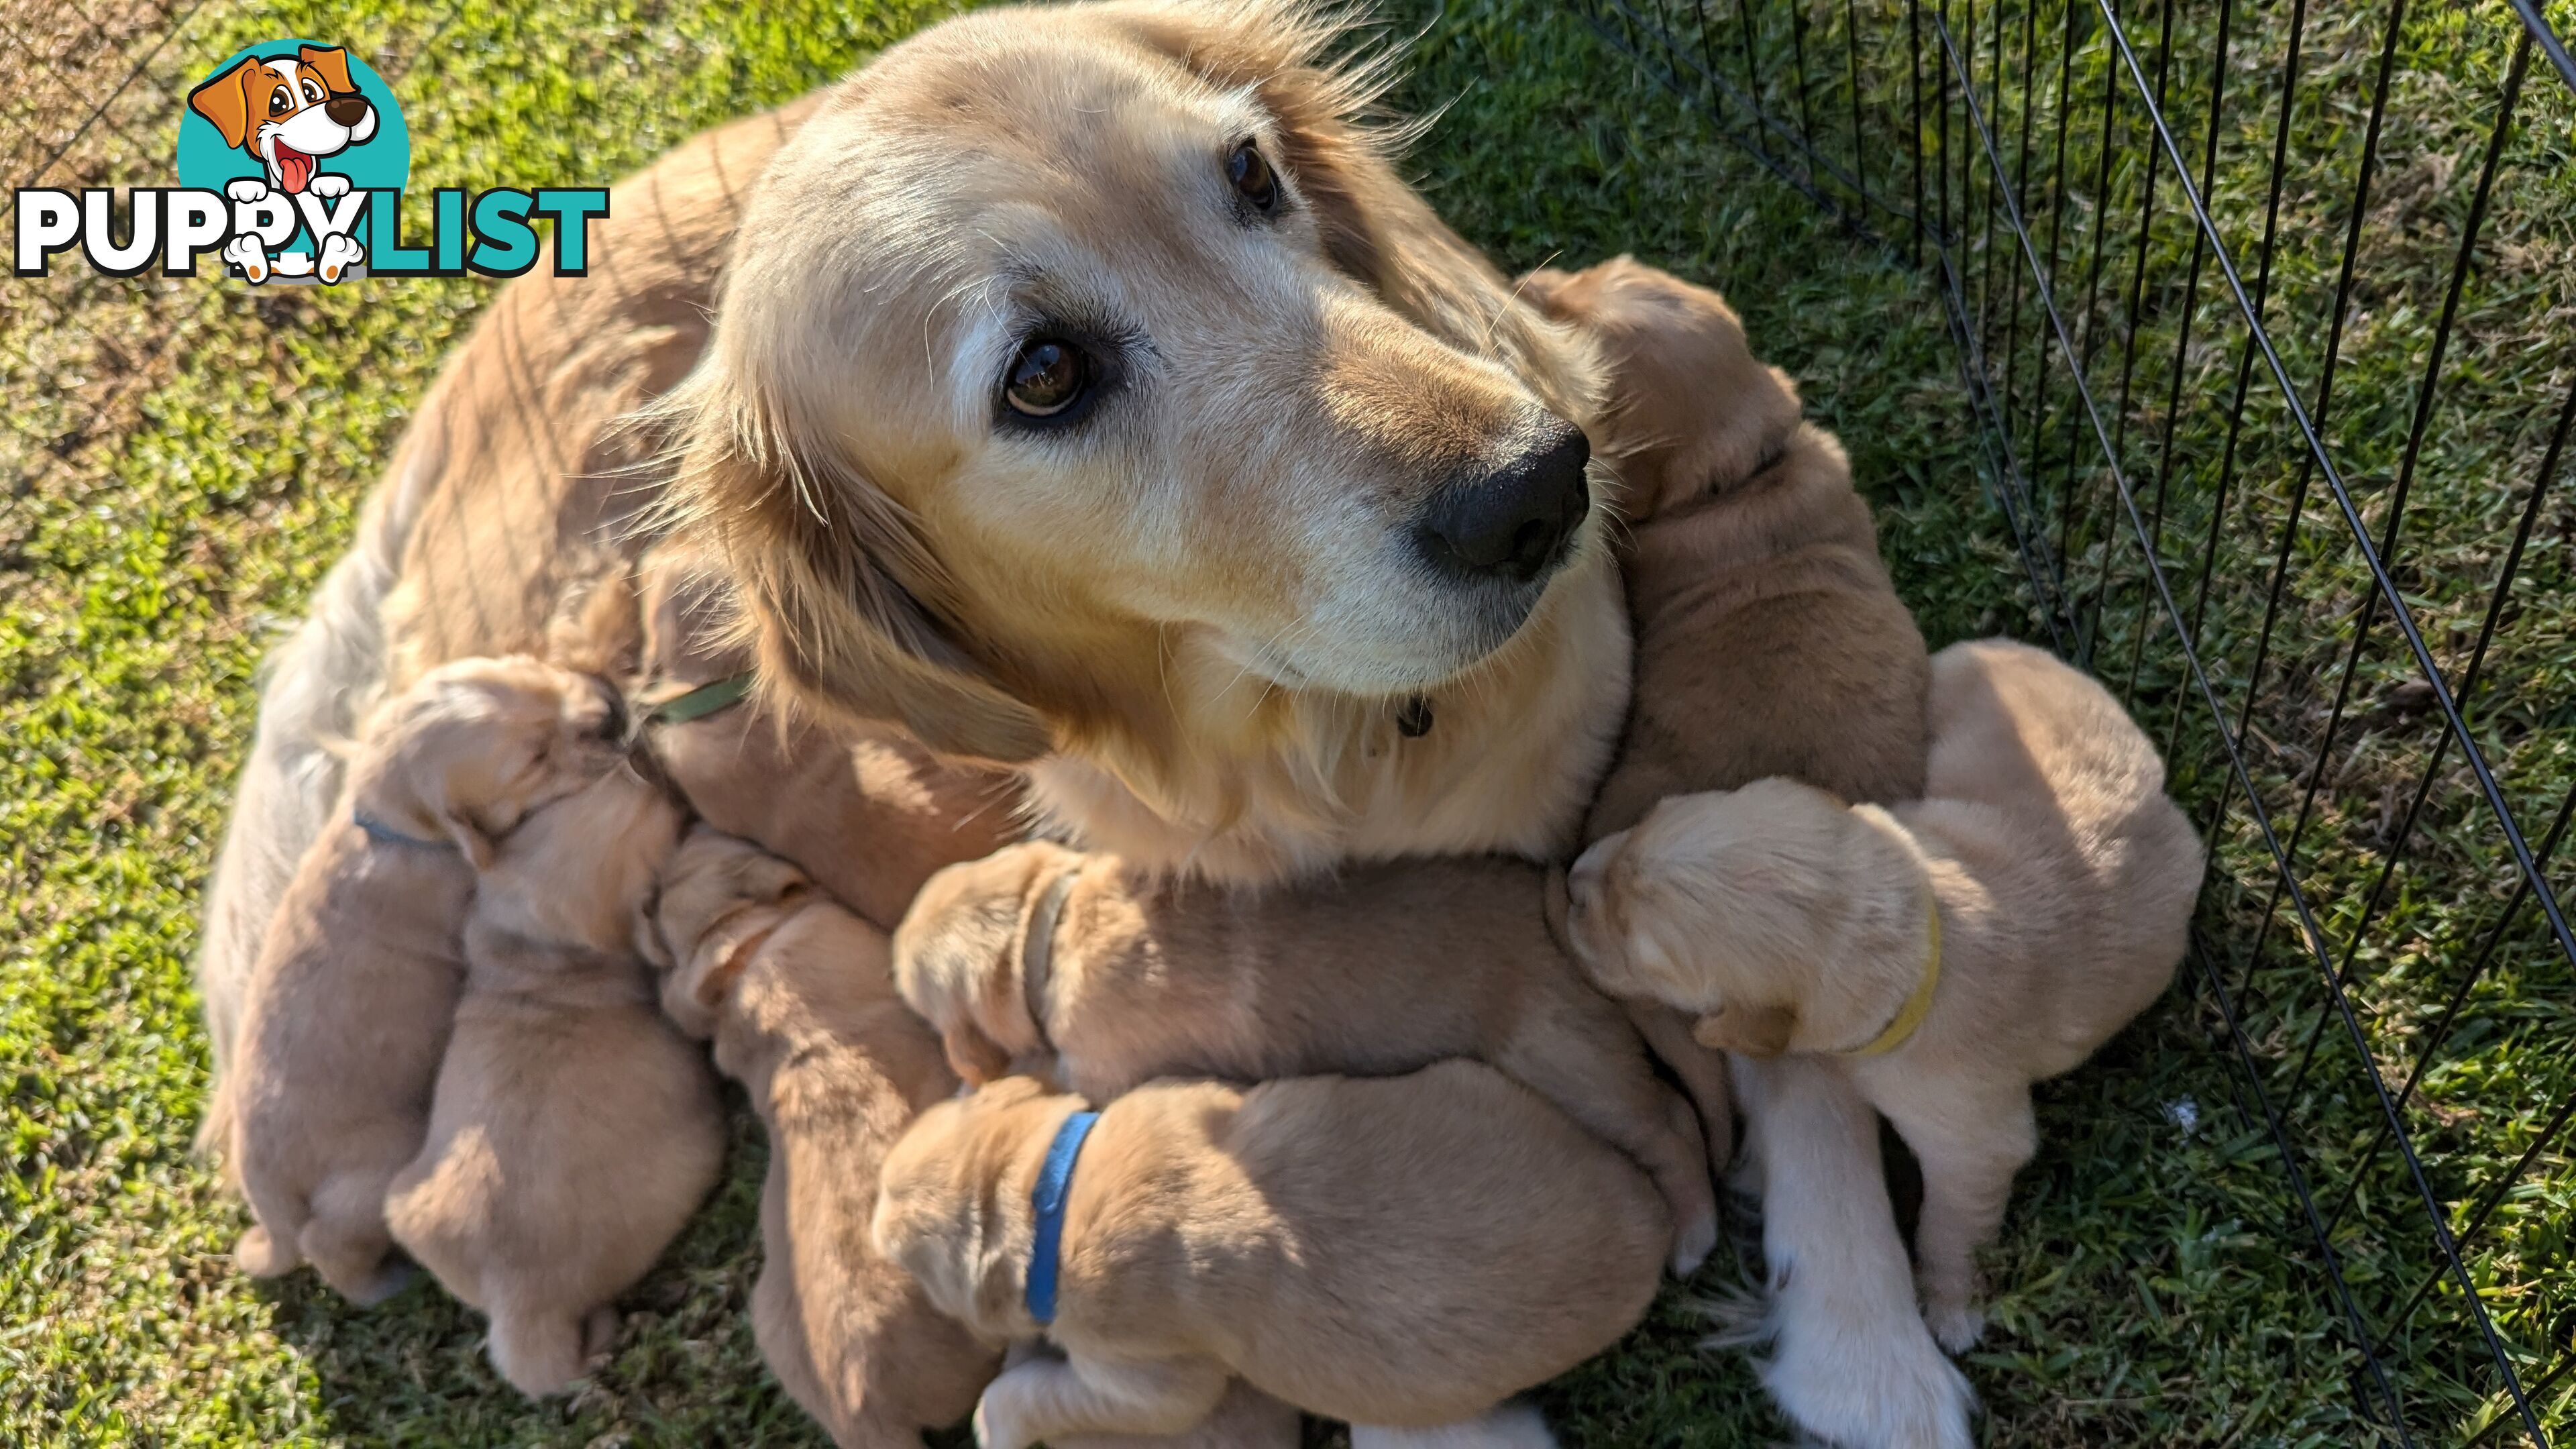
[1025,1109,1100,1326]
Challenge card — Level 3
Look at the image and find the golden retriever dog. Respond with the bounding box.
[225,655,623,1302]
[384,753,720,1397]
[1564,639,2202,1349]
[647,825,1001,1446]
[871,1063,1666,1447]
[892,838,1719,1273]
[201,5,1974,1442]
[635,544,1024,932]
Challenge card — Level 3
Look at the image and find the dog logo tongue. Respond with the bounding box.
[275,143,315,193]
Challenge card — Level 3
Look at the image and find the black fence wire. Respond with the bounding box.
[1568,0,2576,1440]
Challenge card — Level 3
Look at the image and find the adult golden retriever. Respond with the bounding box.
[196,3,1970,1444]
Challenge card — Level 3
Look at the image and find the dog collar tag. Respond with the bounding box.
[1025,1108,1100,1327]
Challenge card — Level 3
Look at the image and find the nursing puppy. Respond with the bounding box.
[1520,256,1929,839]
[649,826,1000,1446]
[872,1062,1666,1447]
[894,839,1719,1274]
[225,655,623,1302]
[635,544,1022,932]
[384,751,720,1396]
[1564,639,2202,1348]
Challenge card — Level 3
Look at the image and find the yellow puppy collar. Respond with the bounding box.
[1845,890,1942,1059]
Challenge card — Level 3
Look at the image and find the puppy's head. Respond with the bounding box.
[871,1073,1077,1340]
[893,841,1085,1085]
[352,655,627,869]
[478,760,688,955]
[1520,256,1801,519]
[649,825,814,1038]
[659,0,1608,763]
[1562,778,1920,1057]
[184,45,379,193]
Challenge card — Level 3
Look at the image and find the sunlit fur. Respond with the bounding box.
[655,0,1629,883]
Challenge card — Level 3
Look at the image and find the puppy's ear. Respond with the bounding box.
[1692,1004,1796,1058]
[297,45,356,95]
[940,1019,1013,1087]
[654,369,1053,764]
[354,757,498,869]
[187,58,263,148]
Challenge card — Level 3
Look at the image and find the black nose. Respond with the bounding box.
[325,94,370,126]
[1413,421,1592,584]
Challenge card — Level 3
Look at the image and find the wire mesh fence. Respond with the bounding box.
[1568,0,2576,1440]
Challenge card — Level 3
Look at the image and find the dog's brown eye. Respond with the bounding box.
[268,87,293,117]
[302,79,324,104]
[1004,339,1089,418]
[1228,141,1279,214]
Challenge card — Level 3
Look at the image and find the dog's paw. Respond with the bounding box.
[231,1224,298,1277]
[1924,1298,1986,1355]
[315,232,364,284]
[971,1394,1034,1449]
[1759,1310,1976,1449]
[308,173,351,199]
[1670,1204,1720,1279]
[224,178,268,204]
[220,233,270,284]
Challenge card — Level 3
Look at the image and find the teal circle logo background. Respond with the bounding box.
[174,40,411,254]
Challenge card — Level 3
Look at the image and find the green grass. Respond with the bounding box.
[5,0,2573,1443]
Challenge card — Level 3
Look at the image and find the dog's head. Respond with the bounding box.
[351,654,627,869]
[661,0,1607,765]
[1520,256,1801,519]
[1562,777,1914,1057]
[648,824,814,1037]
[892,841,1085,1084]
[871,1073,1079,1340]
[186,45,380,194]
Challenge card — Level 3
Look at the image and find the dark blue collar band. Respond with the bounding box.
[352,812,444,849]
[1025,1108,1100,1327]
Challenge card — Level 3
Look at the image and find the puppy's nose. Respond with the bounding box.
[325,94,370,126]
[1414,420,1592,584]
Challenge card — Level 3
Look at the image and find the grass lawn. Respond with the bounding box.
[5,0,2572,1443]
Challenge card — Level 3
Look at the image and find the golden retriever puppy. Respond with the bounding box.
[384,755,720,1397]
[871,1063,1666,1447]
[894,840,1719,1275]
[225,655,624,1302]
[648,826,1000,1446]
[1519,255,1929,841]
[1564,639,2202,1348]
[634,544,1023,933]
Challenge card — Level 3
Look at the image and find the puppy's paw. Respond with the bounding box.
[1758,1309,1976,1449]
[1670,1205,1720,1279]
[232,1224,298,1277]
[1924,1297,1986,1355]
[972,1393,1035,1449]
[315,233,363,285]
[308,173,351,199]
[224,178,269,204]
[220,234,269,284]
[486,1309,594,1398]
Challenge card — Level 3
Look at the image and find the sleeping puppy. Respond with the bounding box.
[225,655,623,1302]
[1562,639,2202,1348]
[894,840,1720,1275]
[1519,255,1929,839]
[634,542,1021,933]
[648,826,1000,1446]
[871,1062,1666,1448]
[384,748,720,1397]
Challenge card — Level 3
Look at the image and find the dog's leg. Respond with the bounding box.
[1349,1402,1560,1449]
[1876,1081,2036,1352]
[972,1352,1227,1449]
[298,1168,410,1305]
[1628,1002,1736,1170]
[1493,1025,1718,1276]
[484,1297,614,1398]
[1727,1054,1974,1449]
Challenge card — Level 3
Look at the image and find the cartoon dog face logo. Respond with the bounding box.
[184,45,378,195]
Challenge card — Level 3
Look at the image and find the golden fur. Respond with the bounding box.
[871,1064,1665,1444]
[384,758,720,1397]
[892,839,1718,1273]
[649,826,998,1446]
[225,656,625,1301]
[1566,639,2202,1348]
[657,0,1631,884]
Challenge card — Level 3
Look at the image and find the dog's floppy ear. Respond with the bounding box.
[354,765,498,869]
[297,45,356,95]
[940,1020,1014,1087]
[1692,1003,1796,1058]
[186,58,265,149]
[655,367,1053,765]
